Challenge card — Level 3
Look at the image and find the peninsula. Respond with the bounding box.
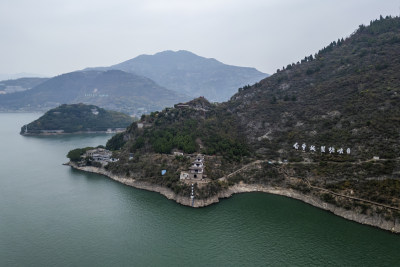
[66,17,400,233]
[21,103,133,135]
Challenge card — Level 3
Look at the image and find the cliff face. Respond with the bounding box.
[67,162,400,233]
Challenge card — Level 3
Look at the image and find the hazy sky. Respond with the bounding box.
[1,0,398,77]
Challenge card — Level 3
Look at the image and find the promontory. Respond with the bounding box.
[66,17,400,233]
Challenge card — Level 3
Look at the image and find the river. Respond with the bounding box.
[0,113,399,266]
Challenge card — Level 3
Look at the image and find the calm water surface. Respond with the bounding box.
[1,113,399,266]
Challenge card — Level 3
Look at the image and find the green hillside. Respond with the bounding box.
[22,104,133,134]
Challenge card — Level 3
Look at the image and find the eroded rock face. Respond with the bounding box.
[66,162,399,233]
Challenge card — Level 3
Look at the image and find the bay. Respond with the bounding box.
[1,113,399,266]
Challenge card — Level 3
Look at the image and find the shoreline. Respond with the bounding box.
[21,130,123,136]
[65,162,400,233]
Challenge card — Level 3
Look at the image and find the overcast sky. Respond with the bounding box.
[0,0,398,77]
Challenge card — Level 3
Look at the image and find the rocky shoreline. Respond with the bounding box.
[21,130,123,136]
[65,162,400,233]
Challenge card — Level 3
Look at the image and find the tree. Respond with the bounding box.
[284,94,290,101]
[106,133,126,150]
[67,148,84,161]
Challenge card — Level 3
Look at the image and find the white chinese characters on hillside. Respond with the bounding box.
[293,142,350,154]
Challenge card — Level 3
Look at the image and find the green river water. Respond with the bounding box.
[1,113,399,266]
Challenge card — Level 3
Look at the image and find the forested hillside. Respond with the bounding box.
[22,104,133,134]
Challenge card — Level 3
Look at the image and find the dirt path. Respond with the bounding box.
[224,160,265,178]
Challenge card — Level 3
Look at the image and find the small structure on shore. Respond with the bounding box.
[180,171,189,180]
[179,154,206,181]
[173,151,184,156]
[137,122,152,129]
[40,129,65,134]
[174,103,190,109]
[188,154,205,179]
[85,148,118,163]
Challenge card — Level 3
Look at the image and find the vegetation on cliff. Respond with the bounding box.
[106,97,249,161]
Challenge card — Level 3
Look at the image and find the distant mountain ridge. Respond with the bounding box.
[0,77,49,94]
[0,70,189,115]
[1,50,267,113]
[0,73,47,81]
[86,50,268,102]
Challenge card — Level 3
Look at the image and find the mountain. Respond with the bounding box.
[74,16,400,230]
[0,70,190,115]
[0,73,46,81]
[0,77,49,94]
[2,51,266,113]
[21,103,133,135]
[87,50,268,102]
[228,16,400,161]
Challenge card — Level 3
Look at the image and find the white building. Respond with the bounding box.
[85,148,117,163]
[180,172,189,180]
